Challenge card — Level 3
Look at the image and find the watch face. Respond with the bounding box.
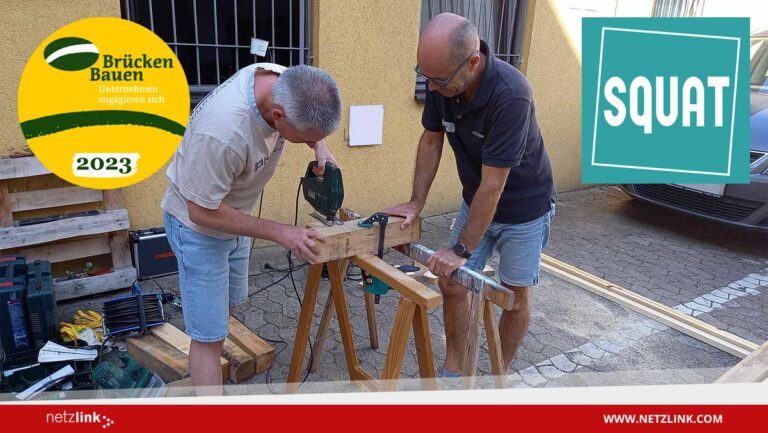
[453,243,467,256]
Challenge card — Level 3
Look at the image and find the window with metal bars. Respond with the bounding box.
[416,0,528,102]
[652,0,705,17]
[121,0,311,105]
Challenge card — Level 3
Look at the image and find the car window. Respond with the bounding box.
[751,38,768,94]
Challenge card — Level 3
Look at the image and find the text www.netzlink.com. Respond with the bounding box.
[603,413,723,424]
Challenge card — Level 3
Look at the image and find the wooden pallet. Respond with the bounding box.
[0,156,137,300]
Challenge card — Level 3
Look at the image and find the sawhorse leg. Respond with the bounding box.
[462,295,507,389]
[286,263,324,393]
[413,305,437,390]
[380,296,416,391]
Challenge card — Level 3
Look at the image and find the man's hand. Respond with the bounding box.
[275,225,326,263]
[427,247,467,278]
[307,139,338,176]
[382,201,422,230]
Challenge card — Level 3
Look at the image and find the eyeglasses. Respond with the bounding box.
[415,50,479,87]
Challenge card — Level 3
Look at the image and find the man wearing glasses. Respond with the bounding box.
[385,13,555,380]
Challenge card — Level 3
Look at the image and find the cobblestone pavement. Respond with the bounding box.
[58,186,768,394]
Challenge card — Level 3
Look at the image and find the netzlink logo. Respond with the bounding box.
[581,18,749,184]
[45,411,116,429]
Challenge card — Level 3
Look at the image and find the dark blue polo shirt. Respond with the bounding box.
[422,40,556,224]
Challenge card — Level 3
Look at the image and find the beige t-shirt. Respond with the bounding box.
[161,63,287,239]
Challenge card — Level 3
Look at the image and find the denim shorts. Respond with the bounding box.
[164,212,251,342]
[448,201,555,287]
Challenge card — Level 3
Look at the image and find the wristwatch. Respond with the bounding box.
[451,242,472,259]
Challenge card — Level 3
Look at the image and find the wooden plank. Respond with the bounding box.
[380,297,416,391]
[540,256,758,357]
[222,338,255,383]
[483,300,506,389]
[55,266,137,301]
[0,209,129,249]
[716,341,768,383]
[103,189,123,211]
[398,243,514,310]
[461,285,485,389]
[150,323,230,382]
[286,263,324,392]
[328,260,365,382]
[126,334,188,383]
[412,305,436,391]
[308,216,421,264]
[0,181,12,227]
[227,316,276,374]
[540,260,756,358]
[9,186,103,212]
[9,237,111,263]
[363,289,379,349]
[0,156,50,180]
[309,290,335,373]
[351,253,441,308]
[108,230,133,268]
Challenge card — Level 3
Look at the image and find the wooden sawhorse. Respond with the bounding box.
[286,253,441,393]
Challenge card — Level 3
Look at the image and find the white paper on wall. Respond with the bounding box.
[349,105,384,146]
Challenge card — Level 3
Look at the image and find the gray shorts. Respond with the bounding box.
[448,201,555,287]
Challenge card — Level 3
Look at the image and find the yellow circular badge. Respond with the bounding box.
[18,17,189,189]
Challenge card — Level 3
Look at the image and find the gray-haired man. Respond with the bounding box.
[161,63,342,393]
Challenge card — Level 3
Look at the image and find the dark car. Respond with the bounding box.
[619,29,768,230]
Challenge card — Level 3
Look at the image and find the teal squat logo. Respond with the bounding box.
[43,37,99,71]
[582,18,749,183]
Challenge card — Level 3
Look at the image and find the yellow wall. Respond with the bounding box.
[524,0,584,192]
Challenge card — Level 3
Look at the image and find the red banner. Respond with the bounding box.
[0,404,762,433]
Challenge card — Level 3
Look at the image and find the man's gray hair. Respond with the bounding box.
[450,18,480,63]
[272,65,342,135]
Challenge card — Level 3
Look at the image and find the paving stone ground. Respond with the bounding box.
[57,186,768,394]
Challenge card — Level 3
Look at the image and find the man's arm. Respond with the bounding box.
[426,164,509,277]
[457,165,510,251]
[187,201,324,262]
[383,129,444,229]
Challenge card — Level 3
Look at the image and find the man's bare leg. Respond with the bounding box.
[498,285,530,372]
[438,278,471,374]
[189,339,225,396]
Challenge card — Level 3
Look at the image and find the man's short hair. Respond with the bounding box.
[450,18,480,63]
[272,65,342,135]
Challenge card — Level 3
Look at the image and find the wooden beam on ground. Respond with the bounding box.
[398,242,515,310]
[351,253,441,308]
[307,216,421,264]
[227,316,276,374]
[0,209,129,249]
[150,323,230,382]
[221,338,255,383]
[126,334,188,383]
[540,254,758,358]
[716,341,768,383]
[54,266,137,301]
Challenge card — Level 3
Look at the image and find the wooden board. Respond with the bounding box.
[126,334,189,383]
[227,316,275,373]
[540,257,757,358]
[54,266,136,300]
[9,186,103,212]
[150,323,230,382]
[399,242,515,310]
[54,266,137,301]
[8,236,111,264]
[308,216,421,264]
[351,253,441,308]
[0,156,51,180]
[0,209,129,249]
[0,181,12,227]
[715,341,768,383]
[222,338,256,383]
